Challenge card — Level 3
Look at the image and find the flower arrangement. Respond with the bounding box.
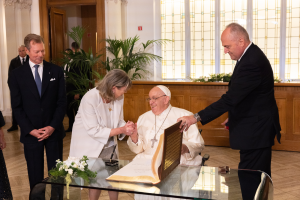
[49,156,97,199]
[190,73,232,83]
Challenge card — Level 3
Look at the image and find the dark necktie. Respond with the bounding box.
[34,65,42,96]
[22,57,25,64]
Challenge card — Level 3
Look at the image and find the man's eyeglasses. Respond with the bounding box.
[146,95,166,102]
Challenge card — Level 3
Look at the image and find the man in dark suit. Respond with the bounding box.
[8,34,66,190]
[7,45,29,132]
[178,23,281,177]
[65,42,81,132]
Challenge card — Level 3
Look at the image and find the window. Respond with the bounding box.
[160,0,300,82]
[286,0,300,79]
[161,0,186,79]
[253,0,281,78]
[220,0,247,74]
[190,0,215,78]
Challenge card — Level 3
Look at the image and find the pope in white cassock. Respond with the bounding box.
[127,85,205,200]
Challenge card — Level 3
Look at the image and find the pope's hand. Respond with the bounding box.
[177,115,197,132]
[123,121,135,136]
[130,123,138,143]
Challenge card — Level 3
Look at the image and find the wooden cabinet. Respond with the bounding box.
[124,82,300,152]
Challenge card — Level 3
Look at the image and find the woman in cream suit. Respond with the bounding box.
[69,69,134,200]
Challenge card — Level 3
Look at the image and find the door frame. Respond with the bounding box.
[38,0,105,64]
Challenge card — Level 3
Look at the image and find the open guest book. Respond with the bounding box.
[106,121,183,184]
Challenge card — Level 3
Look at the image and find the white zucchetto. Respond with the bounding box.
[156,85,171,100]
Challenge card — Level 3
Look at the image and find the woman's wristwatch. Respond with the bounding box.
[194,113,201,122]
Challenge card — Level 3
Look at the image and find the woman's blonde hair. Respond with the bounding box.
[96,69,132,101]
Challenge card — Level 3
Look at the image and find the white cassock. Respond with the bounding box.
[127,104,205,200]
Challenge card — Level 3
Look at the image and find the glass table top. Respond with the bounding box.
[33,158,273,200]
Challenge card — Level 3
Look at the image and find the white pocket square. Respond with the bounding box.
[50,78,56,81]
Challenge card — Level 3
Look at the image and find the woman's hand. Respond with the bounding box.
[123,121,135,136]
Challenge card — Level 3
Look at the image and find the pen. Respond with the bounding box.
[110,145,117,162]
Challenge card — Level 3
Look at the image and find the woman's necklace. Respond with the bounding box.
[151,106,172,148]
[103,98,113,111]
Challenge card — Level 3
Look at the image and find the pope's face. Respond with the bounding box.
[148,87,169,115]
[26,41,45,64]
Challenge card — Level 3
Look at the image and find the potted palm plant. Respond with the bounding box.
[103,36,170,80]
[61,26,103,108]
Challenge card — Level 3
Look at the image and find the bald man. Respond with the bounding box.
[128,85,205,166]
[7,45,29,132]
[178,23,281,178]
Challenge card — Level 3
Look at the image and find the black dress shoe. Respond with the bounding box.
[7,125,18,132]
[65,128,72,132]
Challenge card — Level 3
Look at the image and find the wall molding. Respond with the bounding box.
[4,0,32,9]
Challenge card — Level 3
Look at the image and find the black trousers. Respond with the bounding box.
[24,139,63,190]
[12,112,18,127]
[10,92,18,127]
[238,147,272,200]
[66,96,77,130]
[239,147,272,176]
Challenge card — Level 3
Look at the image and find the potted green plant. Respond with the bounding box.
[103,36,170,80]
[61,26,103,108]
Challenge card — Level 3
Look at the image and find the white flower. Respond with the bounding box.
[67,169,73,175]
[73,163,78,168]
[79,165,85,171]
[59,166,63,171]
[80,161,87,166]
[63,164,69,170]
[56,159,61,163]
[205,77,208,81]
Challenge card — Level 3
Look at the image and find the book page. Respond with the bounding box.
[106,134,164,184]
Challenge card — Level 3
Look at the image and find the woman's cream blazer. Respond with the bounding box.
[69,88,126,158]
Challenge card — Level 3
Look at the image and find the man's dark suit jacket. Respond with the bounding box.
[8,55,29,79]
[8,60,66,144]
[198,43,281,150]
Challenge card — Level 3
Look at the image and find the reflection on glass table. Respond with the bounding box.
[29,158,273,200]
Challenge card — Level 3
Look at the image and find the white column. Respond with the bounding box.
[185,0,191,80]
[215,0,220,74]
[105,0,122,39]
[20,1,32,39]
[15,3,23,46]
[247,0,253,41]
[279,0,287,81]
[153,0,162,81]
[30,0,40,34]
[0,0,8,113]
[121,0,128,40]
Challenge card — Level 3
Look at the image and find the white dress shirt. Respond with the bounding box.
[19,56,27,65]
[29,60,43,81]
[238,42,253,62]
